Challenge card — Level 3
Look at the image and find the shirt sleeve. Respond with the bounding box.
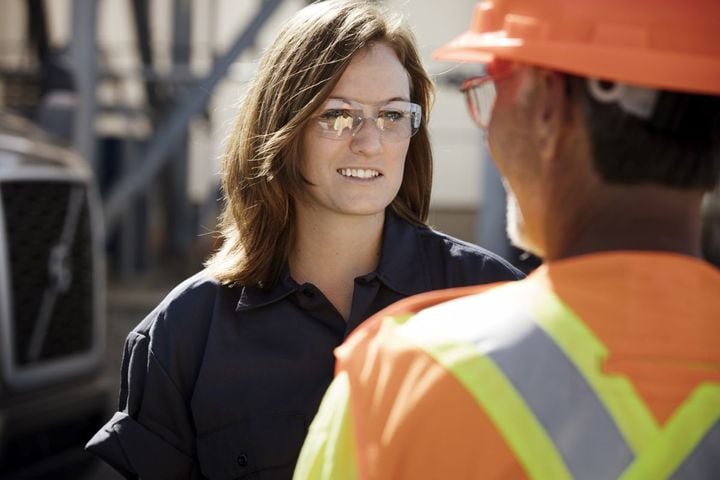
[85,328,204,479]
[293,372,359,480]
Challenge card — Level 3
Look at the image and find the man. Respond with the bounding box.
[293,0,720,478]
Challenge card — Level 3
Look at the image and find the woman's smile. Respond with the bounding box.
[337,168,383,180]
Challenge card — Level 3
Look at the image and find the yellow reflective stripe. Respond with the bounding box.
[423,341,573,480]
[293,373,358,480]
[620,384,720,479]
[532,292,659,453]
[385,312,415,327]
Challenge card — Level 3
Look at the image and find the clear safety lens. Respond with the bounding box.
[460,60,516,129]
[315,99,422,142]
[461,77,497,129]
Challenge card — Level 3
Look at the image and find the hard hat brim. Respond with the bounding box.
[433,30,720,96]
[433,31,498,64]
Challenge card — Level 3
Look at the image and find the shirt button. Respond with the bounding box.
[237,453,249,467]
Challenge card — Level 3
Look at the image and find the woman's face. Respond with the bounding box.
[298,42,412,219]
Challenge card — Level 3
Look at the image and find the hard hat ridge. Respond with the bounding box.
[434,0,720,96]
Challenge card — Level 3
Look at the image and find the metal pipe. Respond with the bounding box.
[168,0,193,258]
[130,0,163,110]
[27,0,50,65]
[104,0,285,233]
[70,0,98,174]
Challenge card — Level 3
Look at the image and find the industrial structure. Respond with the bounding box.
[0,0,717,476]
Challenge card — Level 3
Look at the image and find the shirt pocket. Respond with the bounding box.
[196,413,307,480]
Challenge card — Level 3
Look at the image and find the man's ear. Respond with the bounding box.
[534,69,566,163]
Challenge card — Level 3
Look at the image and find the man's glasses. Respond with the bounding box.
[314,99,422,142]
[460,60,515,129]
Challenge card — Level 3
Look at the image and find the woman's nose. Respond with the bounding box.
[349,117,383,155]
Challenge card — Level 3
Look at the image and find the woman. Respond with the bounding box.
[87,1,522,478]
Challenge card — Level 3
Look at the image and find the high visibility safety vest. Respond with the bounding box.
[294,254,720,480]
[390,285,720,479]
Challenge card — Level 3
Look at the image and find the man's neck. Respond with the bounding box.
[547,184,704,261]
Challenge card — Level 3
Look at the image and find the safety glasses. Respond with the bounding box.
[314,99,422,142]
[460,59,515,129]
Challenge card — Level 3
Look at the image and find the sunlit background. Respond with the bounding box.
[0,1,717,478]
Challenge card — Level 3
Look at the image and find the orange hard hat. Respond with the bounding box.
[434,0,720,96]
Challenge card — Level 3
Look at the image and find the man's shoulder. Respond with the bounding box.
[337,281,527,372]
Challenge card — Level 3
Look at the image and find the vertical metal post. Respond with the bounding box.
[476,145,510,261]
[119,137,139,277]
[169,0,193,262]
[27,0,50,65]
[70,0,98,173]
[130,0,162,110]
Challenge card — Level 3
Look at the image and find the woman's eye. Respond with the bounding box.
[320,109,350,119]
[380,111,404,121]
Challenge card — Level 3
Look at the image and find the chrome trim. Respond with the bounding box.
[0,171,105,391]
[0,132,88,173]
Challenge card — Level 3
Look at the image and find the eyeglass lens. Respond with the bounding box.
[465,79,497,128]
[315,100,421,141]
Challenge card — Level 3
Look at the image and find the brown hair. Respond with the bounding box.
[205,0,435,287]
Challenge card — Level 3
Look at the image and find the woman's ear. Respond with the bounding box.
[534,69,567,163]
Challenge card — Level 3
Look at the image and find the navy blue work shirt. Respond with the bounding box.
[86,211,523,480]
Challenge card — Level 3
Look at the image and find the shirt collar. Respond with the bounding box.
[235,210,432,311]
[374,209,432,296]
[236,264,299,312]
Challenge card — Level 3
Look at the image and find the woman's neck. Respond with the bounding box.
[289,208,385,320]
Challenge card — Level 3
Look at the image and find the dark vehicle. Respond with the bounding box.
[0,112,109,478]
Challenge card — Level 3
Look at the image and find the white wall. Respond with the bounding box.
[387,0,484,210]
[0,1,28,67]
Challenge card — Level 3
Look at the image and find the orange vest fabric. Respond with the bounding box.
[297,252,720,479]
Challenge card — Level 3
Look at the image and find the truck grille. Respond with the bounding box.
[1,180,95,366]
